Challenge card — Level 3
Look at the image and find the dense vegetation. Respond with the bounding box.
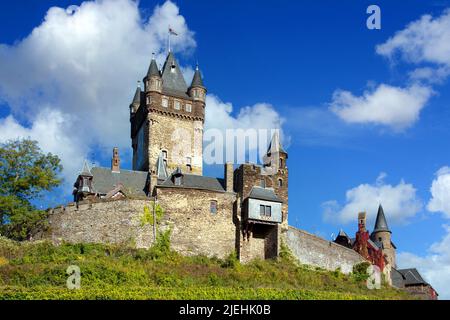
[0,235,413,300]
[0,139,62,240]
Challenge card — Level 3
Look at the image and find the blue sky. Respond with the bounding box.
[1,0,450,297]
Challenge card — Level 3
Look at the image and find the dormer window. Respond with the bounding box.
[174,100,181,110]
[186,104,192,112]
[162,98,168,108]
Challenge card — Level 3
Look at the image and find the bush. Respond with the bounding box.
[351,262,371,282]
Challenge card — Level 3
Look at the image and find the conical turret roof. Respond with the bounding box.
[373,204,391,233]
[266,131,287,155]
[190,66,204,88]
[147,58,160,78]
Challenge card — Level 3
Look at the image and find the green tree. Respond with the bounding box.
[0,139,62,240]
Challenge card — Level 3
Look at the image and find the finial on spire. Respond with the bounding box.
[151,52,155,60]
[137,80,141,88]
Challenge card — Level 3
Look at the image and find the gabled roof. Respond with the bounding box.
[372,204,391,233]
[80,161,93,177]
[161,51,188,95]
[248,186,283,203]
[397,268,428,286]
[337,229,349,238]
[158,171,226,192]
[90,167,149,197]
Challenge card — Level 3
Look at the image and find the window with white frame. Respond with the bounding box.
[162,98,168,108]
[174,100,181,110]
[186,104,192,112]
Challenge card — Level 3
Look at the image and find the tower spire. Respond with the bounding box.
[373,204,391,233]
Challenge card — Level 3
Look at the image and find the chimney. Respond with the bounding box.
[224,162,234,192]
[358,212,366,232]
[111,147,120,172]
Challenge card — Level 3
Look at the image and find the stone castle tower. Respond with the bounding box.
[130,51,206,189]
[371,205,397,268]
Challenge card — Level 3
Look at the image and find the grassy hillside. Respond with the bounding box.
[0,236,413,300]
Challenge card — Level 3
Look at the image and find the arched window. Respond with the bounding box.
[279,158,283,168]
[278,179,283,187]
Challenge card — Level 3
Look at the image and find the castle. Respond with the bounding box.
[45,50,437,299]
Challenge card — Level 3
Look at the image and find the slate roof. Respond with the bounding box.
[161,52,188,95]
[132,86,141,105]
[147,58,160,77]
[90,167,149,197]
[158,171,226,192]
[372,204,391,233]
[247,186,283,203]
[391,268,406,288]
[190,67,204,88]
[397,268,428,286]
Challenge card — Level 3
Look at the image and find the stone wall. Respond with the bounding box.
[44,190,238,260]
[45,199,154,248]
[286,226,365,274]
[156,187,237,259]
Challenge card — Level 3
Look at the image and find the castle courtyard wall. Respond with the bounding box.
[286,226,365,274]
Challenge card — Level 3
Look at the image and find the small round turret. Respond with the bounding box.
[189,65,206,103]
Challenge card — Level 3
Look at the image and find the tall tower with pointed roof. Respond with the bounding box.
[371,204,397,268]
[130,51,206,190]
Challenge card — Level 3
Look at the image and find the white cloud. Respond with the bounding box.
[323,173,422,225]
[0,110,84,184]
[0,0,196,183]
[427,166,450,218]
[329,84,433,130]
[204,94,286,162]
[376,9,450,67]
[398,225,450,299]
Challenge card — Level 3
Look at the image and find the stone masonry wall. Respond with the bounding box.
[44,192,237,260]
[45,199,154,248]
[156,187,237,259]
[286,226,365,274]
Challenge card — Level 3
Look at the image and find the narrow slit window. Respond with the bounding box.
[210,201,218,214]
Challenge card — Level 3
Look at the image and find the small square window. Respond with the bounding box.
[186,104,192,112]
[174,101,181,110]
[162,98,168,108]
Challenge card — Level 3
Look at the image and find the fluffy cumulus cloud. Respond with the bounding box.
[0,110,84,184]
[427,166,450,219]
[0,0,196,184]
[323,173,422,225]
[376,9,450,67]
[0,0,286,190]
[204,94,286,164]
[329,84,433,131]
[398,225,450,299]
